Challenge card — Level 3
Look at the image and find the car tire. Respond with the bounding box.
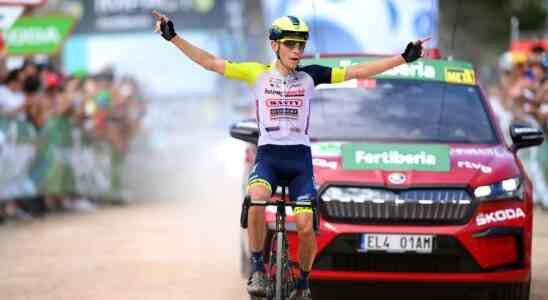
[491,280,530,300]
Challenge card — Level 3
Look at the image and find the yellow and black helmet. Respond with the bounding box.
[269,16,309,42]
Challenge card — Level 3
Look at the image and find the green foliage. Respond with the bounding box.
[514,0,547,31]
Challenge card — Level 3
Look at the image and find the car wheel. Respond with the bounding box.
[490,280,530,300]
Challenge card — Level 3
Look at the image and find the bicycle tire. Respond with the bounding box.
[275,231,284,300]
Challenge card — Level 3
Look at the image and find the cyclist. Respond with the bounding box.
[153,11,426,300]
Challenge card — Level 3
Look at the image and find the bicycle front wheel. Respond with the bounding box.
[275,231,284,300]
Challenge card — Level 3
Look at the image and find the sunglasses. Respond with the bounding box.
[281,40,306,51]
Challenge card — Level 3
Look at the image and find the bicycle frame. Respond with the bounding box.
[241,185,317,300]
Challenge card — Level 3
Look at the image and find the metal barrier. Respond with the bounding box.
[0,116,126,203]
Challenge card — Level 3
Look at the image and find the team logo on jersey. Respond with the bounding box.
[263,88,304,97]
[264,89,283,96]
[270,108,299,120]
[266,99,303,107]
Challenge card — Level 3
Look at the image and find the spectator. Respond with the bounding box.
[0,69,25,118]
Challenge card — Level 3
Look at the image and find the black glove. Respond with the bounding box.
[160,20,177,41]
[401,41,423,63]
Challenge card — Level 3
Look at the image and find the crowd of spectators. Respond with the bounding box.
[0,50,146,223]
[491,42,548,208]
[494,43,548,133]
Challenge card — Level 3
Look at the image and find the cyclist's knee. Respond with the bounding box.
[295,213,314,237]
[248,182,271,200]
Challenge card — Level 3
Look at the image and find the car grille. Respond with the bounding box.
[320,187,475,225]
[314,234,482,273]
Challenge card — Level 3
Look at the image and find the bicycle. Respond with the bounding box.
[240,184,319,300]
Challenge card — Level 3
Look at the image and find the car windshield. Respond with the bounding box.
[309,79,498,144]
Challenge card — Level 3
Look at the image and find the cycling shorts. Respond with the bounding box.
[247,144,317,214]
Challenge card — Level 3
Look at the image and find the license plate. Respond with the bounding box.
[359,234,434,254]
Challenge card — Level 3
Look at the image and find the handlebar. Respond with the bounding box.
[240,195,319,232]
[246,199,315,208]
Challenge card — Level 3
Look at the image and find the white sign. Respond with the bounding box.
[0,0,45,5]
[0,6,23,30]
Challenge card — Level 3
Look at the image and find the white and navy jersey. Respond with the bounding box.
[224,61,346,146]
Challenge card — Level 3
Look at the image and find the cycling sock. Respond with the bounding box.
[251,251,265,273]
[295,269,310,289]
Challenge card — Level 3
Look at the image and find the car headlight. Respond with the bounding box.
[473,177,523,201]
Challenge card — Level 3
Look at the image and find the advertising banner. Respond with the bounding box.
[341,143,451,172]
[75,0,228,34]
[302,56,475,85]
[5,15,75,56]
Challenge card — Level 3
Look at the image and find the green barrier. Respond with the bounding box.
[0,116,127,202]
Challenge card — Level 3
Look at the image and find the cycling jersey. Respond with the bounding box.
[225,61,346,146]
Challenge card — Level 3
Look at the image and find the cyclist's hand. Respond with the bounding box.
[152,10,177,41]
[401,37,431,63]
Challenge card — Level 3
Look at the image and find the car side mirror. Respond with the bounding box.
[509,123,544,152]
[230,118,258,145]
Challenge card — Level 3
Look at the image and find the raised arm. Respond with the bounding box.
[344,38,430,81]
[153,10,226,75]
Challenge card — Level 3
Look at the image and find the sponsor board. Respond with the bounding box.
[5,16,75,55]
[341,143,450,172]
[302,57,475,85]
[75,0,226,33]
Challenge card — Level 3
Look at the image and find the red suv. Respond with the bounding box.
[230,55,545,299]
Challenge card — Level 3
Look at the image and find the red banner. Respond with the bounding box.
[511,39,548,53]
